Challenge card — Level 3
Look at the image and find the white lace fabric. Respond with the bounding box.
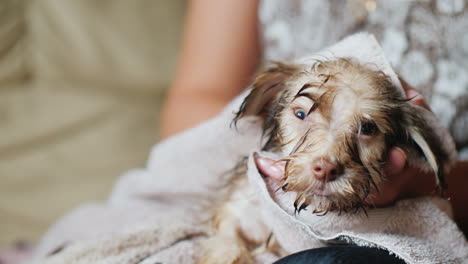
[259,0,468,159]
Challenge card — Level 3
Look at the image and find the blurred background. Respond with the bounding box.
[0,0,186,246]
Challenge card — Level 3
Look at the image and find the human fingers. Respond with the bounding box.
[364,147,407,206]
[384,147,407,177]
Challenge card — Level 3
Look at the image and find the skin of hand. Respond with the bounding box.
[365,79,435,206]
[390,80,468,237]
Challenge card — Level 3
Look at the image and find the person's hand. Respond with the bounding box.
[364,147,435,206]
[365,78,436,206]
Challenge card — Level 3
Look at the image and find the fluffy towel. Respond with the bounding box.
[27,33,468,264]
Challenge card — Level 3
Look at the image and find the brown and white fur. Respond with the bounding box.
[199,58,456,264]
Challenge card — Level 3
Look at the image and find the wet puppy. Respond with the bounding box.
[200,58,455,264]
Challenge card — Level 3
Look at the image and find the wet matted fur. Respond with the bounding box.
[199,58,456,264]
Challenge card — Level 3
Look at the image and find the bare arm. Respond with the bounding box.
[160,0,261,138]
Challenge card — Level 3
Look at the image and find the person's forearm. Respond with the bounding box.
[160,89,234,139]
[160,0,260,138]
[447,160,468,236]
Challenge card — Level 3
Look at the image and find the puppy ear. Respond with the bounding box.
[234,62,299,121]
[401,105,457,190]
[253,152,286,182]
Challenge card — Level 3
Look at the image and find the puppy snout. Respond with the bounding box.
[311,160,342,182]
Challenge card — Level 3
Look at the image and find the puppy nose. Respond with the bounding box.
[312,160,340,182]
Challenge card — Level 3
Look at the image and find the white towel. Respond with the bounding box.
[27,33,468,264]
[246,33,468,263]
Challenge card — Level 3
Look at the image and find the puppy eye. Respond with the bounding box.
[294,108,307,120]
[359,121,377,136]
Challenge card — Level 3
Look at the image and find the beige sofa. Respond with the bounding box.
[0,0,186,246]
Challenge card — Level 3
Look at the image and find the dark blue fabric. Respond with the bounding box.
[274,245,406,264]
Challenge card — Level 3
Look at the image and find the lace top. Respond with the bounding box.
[259,0,468,159]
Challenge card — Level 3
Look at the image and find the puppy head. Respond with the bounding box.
[236,59,455,213]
